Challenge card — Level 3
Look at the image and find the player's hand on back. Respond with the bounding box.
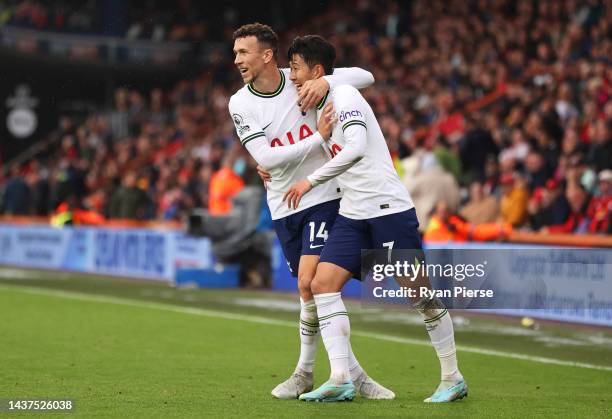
[257,165,272,183]
[317,103,337,141]
[298,78,329,112]
[283,179,313,210]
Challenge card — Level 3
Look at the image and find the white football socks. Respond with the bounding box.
[296,298,319,373]
[314,292,351,384]
[348,341,364,381]
[297,297,364,380]
[420,308,462,381]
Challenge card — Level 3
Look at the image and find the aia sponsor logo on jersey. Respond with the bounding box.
[270,124,314,147]
[329,143,343,157]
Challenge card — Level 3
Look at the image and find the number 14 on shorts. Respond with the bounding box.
[309,221,328,248]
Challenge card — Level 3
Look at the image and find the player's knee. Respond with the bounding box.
[298,273,314,299]
[298,272,314,290]
[310,274,332,294]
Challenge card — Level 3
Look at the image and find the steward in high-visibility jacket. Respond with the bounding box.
[424,201,511,243]
[208,166,244,215]
[51,202,105,227]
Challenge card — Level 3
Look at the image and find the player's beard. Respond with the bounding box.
[247,70,258,85]
[238,67,255,85]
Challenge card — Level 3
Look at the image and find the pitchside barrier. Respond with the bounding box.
[0,224,216,283]
[0,223,610,326]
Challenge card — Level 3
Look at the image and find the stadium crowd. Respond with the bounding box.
[0,0,213,41]
[0,0,97,33]
[0,0,294,42]
[1,0,611,236]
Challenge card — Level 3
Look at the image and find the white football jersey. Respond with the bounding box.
[309,84,414,220]
[228,68,374,220]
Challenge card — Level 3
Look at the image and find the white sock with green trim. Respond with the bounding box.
[314,292,351,384]
[296,298,319,373]
[420,308,462,381]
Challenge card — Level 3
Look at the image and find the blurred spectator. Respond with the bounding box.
[587,170,612,234]
[149,88,169,129]
[545,184,591,234]
[528,179,571,231]
[108,88,129,142]
[108,171,148,219]
[27,161,50,216]
[482,156,500,197]
[402,150,460,232]
[588,120,612,174]
[499,173,529,227]
[499,128,530,168]
[1,166,30,215]
[459,181,499,225]
[566,154,598,194]
[555,82,579,122]
[128,90,147,137]
[458,116,498,184]
[524,151,549,190]
[432,136,461,181]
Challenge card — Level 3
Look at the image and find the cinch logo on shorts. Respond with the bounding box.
[339,109,363,122]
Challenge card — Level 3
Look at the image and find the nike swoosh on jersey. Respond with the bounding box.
[262,121,273,130]
[309,244,324,249]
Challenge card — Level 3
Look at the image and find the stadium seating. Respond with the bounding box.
[1,0,610,237]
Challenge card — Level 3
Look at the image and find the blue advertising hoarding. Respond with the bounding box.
[1,223,610,327]
[0,224,212,281]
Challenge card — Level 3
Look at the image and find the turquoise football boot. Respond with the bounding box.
[299,380,356,402]
[424,379,468,403]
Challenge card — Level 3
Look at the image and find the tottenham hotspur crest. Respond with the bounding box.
[232,113,250,136]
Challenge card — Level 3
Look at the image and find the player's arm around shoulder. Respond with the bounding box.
[279,66,374,88]
[228,93,324,171]
[325,68,375,90]
[288,66,373,112]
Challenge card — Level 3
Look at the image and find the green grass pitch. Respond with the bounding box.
[0,268,610,418]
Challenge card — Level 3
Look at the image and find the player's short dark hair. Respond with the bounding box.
[233,23,278,60]
[287,35,336,75]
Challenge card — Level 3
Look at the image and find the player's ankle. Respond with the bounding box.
[330,373,351,385]
[295,365,314,376]
[441,370,463,382]
[349,364,365,382]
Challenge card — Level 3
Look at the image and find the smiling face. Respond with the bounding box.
[289,53,320,89]
[233,36,270,85]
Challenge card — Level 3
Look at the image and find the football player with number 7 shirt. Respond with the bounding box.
[283,35,468,403]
